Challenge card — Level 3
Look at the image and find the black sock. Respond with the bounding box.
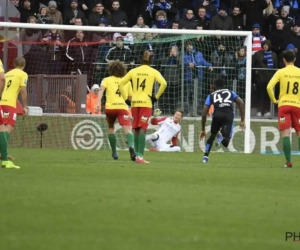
[221,137,230,148]
[204,135,215,157]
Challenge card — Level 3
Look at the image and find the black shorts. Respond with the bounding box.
[210,113,234,138]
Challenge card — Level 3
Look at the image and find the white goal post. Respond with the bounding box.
[0,22,252,153]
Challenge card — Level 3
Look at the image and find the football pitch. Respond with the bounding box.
[0,149,299,250]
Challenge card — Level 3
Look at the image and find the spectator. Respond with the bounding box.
[19,0,35,23]
[134,33,159,64]
[159,46,181,114]
[179,9,198,29]
[268,18,290,56]
[93,19,112,44]
[36,5,52,25]
[48,1,63,25]
[152,0,177,22]
[195,7,210,30]
[263,0,274,18]
[195,0,217,19]
[88,2,111,26]
[111,0,128,27]
[132,15,149,42]
[210,42,233,83]
[42,29,64,74]
[278,43,300,68]
[241,0,268,32]
[252,39,278,118]
[86,84,101,114]
[65,17,86,41]
[35,5,53,36]
[105,36,133,63]
[244,23,266,55]
[183,41,212,110]
[290,19,300,51]
[19,16,42,56]
[233,46,247,100]
[152,10,169,32]
[113,21,134,48]
[266,5,294,31]
[231,5,244,31]
[66,31,92,63]
[64,0,87,25]
[209,5,233,30]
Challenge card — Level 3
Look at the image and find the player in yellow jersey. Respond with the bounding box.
[118,51,167,164]
[0,59,20,169]
[0,57,28,169]
[96,60,136,161]
[267,50,300,168]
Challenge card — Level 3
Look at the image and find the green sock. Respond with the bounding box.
[138,133,146,158]
[298,138,300,151]
[5,132,10,155]
[134,135,139,155]
[0,132,8,161]
[108,134,117,154]
[283,137,291,162]
[126,132,134,147]
[5,132,10,143]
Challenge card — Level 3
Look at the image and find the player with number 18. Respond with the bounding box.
[200,79,245,163]
[267,50,300,168]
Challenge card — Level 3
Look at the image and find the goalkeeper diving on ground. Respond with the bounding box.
[146,109,183,152]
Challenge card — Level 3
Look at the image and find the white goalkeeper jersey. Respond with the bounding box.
[153,117,181,143]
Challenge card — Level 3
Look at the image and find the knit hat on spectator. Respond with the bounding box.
[91,84,100,91]
[71,0,78,3]
[282,6,290,14]
[39,5,47,11]
[99,18,107,25]
[252,23,261,30]
[48,1,57,8]
[219,4,227,11]
[286,43,296,50]
[116,35,124,40]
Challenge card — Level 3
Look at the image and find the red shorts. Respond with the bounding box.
[131,107,152,130]
[105,109,131,126]
[0,106,4,125]
[1,105,16,126]
[278,105,300,131]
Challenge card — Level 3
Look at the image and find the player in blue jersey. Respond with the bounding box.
[200,79,245,163]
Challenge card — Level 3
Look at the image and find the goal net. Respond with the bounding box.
[0,22,261,154]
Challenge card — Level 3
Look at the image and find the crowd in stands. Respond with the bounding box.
[8,0,300,117]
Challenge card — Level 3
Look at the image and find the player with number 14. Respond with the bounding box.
[119,51,167,163]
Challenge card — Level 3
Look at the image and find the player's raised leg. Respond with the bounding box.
[146,132,159,150]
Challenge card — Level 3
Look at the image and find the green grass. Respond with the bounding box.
[0,149,299,250]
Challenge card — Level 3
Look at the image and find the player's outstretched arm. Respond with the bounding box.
[266,71,280,104]
[235,97,245,129]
